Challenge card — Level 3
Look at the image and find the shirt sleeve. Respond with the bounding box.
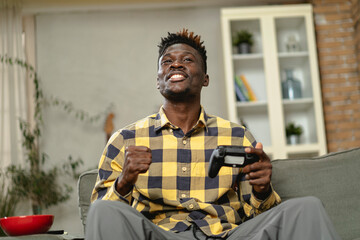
[243,184,281,217]
[90,130,133,204]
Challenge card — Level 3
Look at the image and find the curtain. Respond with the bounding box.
[0,0,27,169]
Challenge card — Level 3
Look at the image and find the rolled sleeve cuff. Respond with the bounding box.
[250,185,281,213]
[103,178,133,204]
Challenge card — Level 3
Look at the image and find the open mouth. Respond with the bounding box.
[168,73,187,81]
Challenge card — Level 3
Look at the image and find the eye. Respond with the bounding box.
[184,57,193,62]
[162,59,172,65]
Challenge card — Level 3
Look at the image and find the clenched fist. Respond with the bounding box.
[116,146,152,196]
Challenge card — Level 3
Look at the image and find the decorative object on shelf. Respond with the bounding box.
[282,69,302,99]
[232,30,253,54]
[285,34,301,52]
[285,122,303,145]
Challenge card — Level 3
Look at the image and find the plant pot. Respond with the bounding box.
[287,135,300,145]
[238,43,251,54]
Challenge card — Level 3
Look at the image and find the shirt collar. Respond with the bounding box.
[154,105,209,132]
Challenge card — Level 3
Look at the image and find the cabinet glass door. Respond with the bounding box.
[275,16,318,146]
[230,19,271,147]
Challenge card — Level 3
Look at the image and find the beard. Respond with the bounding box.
[161,87,194,102]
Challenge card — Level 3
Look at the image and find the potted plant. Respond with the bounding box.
[233,30,254,54]
[286,122,303,145]
[0,55,85,215]
[0,171,19,236]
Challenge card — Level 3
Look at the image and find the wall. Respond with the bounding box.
[35,6,226,236]
[31,0,360,236]
[311,0,360,152]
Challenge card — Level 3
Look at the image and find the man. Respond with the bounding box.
[86,29,340,240]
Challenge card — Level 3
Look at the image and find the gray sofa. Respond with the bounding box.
[78,147,360,240]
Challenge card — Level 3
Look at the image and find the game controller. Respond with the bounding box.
[208,146,259,178]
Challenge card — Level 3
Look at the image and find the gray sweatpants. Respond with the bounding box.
[85,196,341,240]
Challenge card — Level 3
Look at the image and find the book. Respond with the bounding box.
[234,79,247,102]
[235,75,249,101]
[240,74,257,101]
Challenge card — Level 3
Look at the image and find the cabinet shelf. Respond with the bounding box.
[233,53,263,60]
[278,51,308,58]
[283,98,313,111]
[236,101,267,112]
[221,4,327,159]
[285,143,320,153]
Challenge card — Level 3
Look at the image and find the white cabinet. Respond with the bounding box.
[221,4,327,159]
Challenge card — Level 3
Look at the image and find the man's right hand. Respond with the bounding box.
[116,146,152,196]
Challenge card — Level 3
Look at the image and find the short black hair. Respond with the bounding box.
[158,29,207,73]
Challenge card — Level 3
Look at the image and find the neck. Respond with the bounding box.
[162,100,201,134]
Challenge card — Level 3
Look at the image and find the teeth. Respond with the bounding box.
[170,74,185,80]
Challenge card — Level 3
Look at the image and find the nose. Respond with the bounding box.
[170,59,184,69]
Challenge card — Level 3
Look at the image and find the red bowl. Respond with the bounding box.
[0,215,54,236]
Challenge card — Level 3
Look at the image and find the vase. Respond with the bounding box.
[238,43,251,54]
[282,69,302,100]
[287,135,300,145]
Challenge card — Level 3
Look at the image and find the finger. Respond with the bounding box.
[242,164,251,174]
[129,162,151,173]
[248,178,271,188]
[242,160,271,174]
[245,143,270,163]
[124,160,151,177]
[245,168,271,180]
[255,142,263,150]
[249,161,272,172]
[126,146,151,153]
[126,153,152,165]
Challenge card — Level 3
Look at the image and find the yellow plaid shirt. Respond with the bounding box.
[91,106,281,237]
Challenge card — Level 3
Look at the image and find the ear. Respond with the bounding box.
[203,74,209,87]
[156,77,160,89]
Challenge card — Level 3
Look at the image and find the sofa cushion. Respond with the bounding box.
[271,148,360,240]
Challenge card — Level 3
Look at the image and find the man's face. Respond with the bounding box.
[157,43,209,101]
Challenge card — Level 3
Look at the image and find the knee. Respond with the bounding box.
[90,199,112,212]
[87,200,110,220]
[89,200,136,219]
[299,196,323,208]
[281,196,322,206]
[283,196,324,210]
[88,200,122,219]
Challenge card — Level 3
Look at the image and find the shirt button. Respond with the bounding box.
[170,129,173,133]
[182,140,187,145]
[181,194,186,198]
[182,167,187,172]
[189,204,194,209]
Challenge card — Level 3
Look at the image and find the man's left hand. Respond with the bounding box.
[242,142,272,197]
